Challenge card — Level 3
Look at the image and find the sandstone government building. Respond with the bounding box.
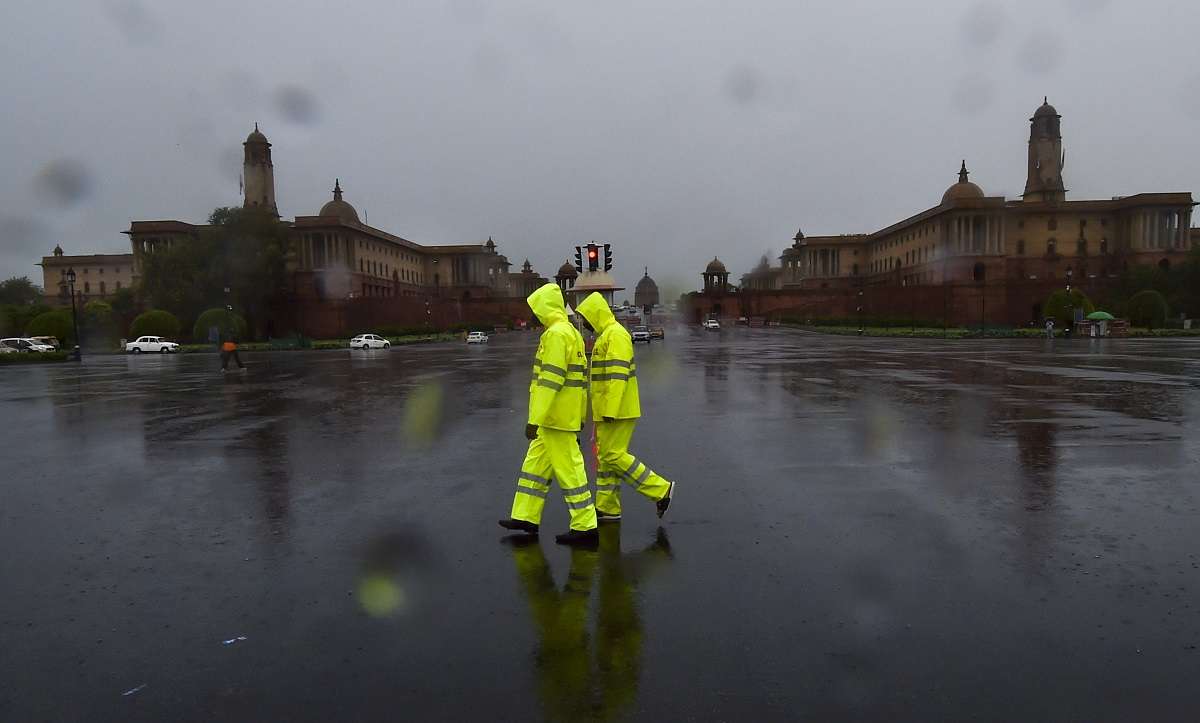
[688,99,1198,326]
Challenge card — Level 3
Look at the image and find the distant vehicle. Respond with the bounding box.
[125,336,179,354]
[28,336,60,350]
[466,331,489,344]
[703,319,720,331]
[1,337,57,353]
[649,326,665,340]
[351,334,390,350]
[736,316,749,325]
[631,325,651,343]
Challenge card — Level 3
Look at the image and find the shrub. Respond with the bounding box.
[1127,289,1170,329]
[192,308,247,343]
[1043,288,1095,326]
[24,310,75,345]
[129,309,181,339]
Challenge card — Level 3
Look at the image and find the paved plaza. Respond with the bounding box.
[2,329,1199,721]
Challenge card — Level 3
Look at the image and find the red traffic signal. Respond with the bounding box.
[587,248,598,260]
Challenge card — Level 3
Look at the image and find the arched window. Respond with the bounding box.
[1016,239,1025,255]
[1099,238,1108,255]
[99,281,106,294]
[1046,238,1057,257]
[84,282,90,293]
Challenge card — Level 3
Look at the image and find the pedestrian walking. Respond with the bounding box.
[1045,318,1054,339]
[220,336,245,372]
[499,283,598,545]
[575,292,674,522]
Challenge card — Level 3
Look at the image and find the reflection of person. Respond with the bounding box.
[506,526,672,721]
[499,283,598,545]
[220,335,244,372]
[576,293,674,522]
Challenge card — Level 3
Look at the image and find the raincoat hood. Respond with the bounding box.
[576,292,616,332]
[527,282,568,327]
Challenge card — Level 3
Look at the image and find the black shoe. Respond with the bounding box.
[498,519,539,535]
[555,528,599,546]
[596,510,622,523]
[656,482,675,519]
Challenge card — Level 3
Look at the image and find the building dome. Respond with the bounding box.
[245,123,269,144]
[557,261,578,278]
[318,179,360,223]
[705,257,727,274]
[942,160,984,204]
[634,268,660,308]
[1033,96,1058,118]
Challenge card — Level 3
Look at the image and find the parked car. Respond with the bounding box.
[649,326,665,340]
[125,336,179,353]
[703,319,721,330]
[631,325,651,343]
[28,336,60,350]
[2,337,56,353]
[466,331,489,344]
[350,334,390,350]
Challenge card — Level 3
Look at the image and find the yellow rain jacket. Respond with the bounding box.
[576,292,640,421]
[527,283,588,431]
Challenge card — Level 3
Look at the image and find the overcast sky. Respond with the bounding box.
[2,0,1198,297]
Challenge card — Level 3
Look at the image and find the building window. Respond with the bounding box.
[99,281,106,294]
[84,282,90,293]
[1046,238,1057,256]
[1017,239,1025,255]
[1017,220,1024,229]
[1048,218,1057,231]
[99,268,104,275]
[1099,238,1108,254]
[1079,219,1087,229]
[116,281,122,290]
[1076,239,1087,256]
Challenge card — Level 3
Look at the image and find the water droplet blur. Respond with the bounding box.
[222,69,262,112]
[951,73,994,115]
[962,2,1005,47]
[724,65,763,106]
[34,160,93,209]
[103,0,161,46]
[403,380,446,449]
[1017,32,1063,75]
[357,573,405,617]
[276,86,320,126]
[218,145,243,184]
[0,216,53,263]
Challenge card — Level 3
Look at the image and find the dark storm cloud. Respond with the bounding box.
[0,0,1195,289]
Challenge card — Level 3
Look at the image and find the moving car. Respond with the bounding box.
[649,326,665,340]
[125,336,179,353]
[631,325,651,343]
[2,337,57,353]
[350,334,390,350]
[466,331,489,344]
[703,319,720,330]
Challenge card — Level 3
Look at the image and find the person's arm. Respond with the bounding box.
[595,332,633,420]
[528,329,568,428]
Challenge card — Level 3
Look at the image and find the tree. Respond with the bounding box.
[2,302,51,337]
[109,287,138,325]
[137,206,291,340]
[24,310,74,345]
[0,276,42,306]
[1127,289,1170,329]
[129,310,181,339]
[192,308,247,344]
[1043,288,1095,326]
[82,300,119,348]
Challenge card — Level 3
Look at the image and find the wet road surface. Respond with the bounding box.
[2,328,1199,721]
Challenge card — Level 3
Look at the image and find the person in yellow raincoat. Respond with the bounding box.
[500,283,599,545]
[575,292,675,522]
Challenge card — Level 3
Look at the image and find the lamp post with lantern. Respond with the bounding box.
[65,267,81,360]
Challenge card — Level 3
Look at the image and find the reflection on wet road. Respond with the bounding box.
[1,330,1198,721]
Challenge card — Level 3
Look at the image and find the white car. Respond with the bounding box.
[703,319,721,330]
[631,325,651,343]
[351,334,390,350]
[125,336,179,353]
[2,337,57,353]
[466,331,489,344]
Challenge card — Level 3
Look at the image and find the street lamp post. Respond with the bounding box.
[1065,267,1074,337]
[65,267,81,360]
[856,288,864,335]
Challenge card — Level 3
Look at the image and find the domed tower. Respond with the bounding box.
[243,123,278,215]
[634,267,660,309]
[1022,98,1066,203]
[318,179,360,223]
[555,260,578,292]
[942,160,985,204]
[702,257,729,292]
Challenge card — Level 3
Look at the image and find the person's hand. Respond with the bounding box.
[525,423,539,440]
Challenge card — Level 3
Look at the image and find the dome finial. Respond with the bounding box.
[333,178,342,200]
[644,266,649,277]
[959,159,969,184]
[1044,95,1048,104]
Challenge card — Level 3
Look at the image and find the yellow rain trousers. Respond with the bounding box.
[575,293,672,515]
[510,283,597,531]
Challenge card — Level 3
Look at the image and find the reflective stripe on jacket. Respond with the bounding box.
[527,283,588,431]
[576,292,640,421]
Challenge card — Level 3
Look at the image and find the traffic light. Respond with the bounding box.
[603,243,612,272]
[586,243,599,272]
[574,246,583,273]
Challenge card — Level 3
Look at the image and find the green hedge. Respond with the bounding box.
[1126,290,1170,329]
[192,308,247,343]
[129,309,181,339]
[24,310,75,345]
[0,351,71,364]
[1044,288,1095,326]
